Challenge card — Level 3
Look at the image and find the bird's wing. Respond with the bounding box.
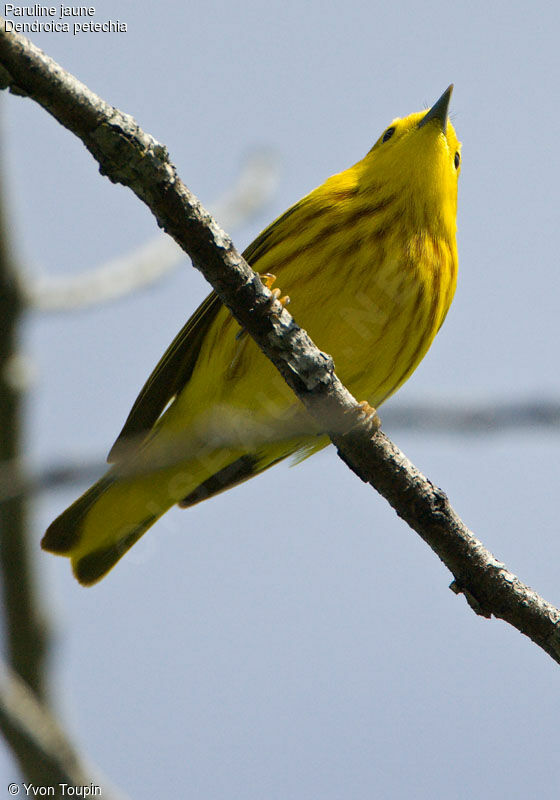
[107,200,306,463]
[107,290,223,462]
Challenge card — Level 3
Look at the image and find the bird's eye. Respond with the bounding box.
[454,151,461,169]
[382,127,395,143]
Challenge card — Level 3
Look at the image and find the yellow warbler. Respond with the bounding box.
[43,86,461,585]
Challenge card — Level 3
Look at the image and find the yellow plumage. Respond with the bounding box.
[42,86,461,585]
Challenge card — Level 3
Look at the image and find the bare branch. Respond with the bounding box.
[2,24,560,664]
[0,94,50,704]
[0,396,558,502]
[21,149,280,312]
[382,397,560,433]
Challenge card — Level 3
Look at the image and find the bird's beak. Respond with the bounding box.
[418,85,453,133]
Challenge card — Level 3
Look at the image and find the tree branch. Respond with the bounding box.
[2,24,560,664]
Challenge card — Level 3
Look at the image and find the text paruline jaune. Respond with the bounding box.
[6,4,93,16]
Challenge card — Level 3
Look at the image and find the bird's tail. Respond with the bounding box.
[41,469,175,586]
[42,430,323,585]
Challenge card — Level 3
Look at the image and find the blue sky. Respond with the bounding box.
[2,1,560,797]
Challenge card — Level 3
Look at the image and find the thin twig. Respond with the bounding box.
[383,398,560,433]
[1,24,559,664]
[21,149,280,312]
[0,397,558,502]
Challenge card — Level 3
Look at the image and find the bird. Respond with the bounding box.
[42,86,461,585]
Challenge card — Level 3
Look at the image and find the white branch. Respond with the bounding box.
[21,149,280,312]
